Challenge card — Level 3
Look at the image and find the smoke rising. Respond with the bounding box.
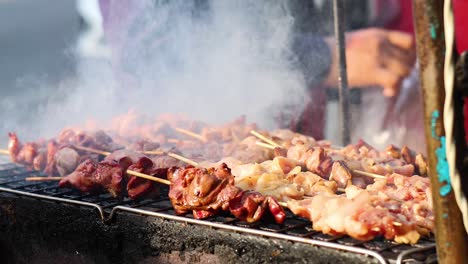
[1,0,314,141]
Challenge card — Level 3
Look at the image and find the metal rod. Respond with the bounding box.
[332,0,351,146]
[0,186,105,221]
[109,205,388,264]
[412,1,468,263]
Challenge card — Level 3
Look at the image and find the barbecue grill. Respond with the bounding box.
[0,157,437,263]
[1,0,467,263]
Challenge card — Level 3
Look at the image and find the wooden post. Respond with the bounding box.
[412,0,468,263]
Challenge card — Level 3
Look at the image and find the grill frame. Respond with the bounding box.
[0,161,437,264]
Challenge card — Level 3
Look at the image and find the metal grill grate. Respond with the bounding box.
[0,161,437,264]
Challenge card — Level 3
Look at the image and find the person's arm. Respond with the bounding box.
[293,28,416,97]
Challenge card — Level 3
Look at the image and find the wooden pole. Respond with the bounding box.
[412,1,468,262]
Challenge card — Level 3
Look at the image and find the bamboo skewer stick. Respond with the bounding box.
[25,170,170,186]
[255,141,276,150]
[174,127,206,142]
[0,149,9,155]
[73,145,111,156]
[250,130,281,148]
[353,170,386,179]
[139,150,165,155]
[126,170,171,185]
[168,152,199,167]
[26,176,64,181]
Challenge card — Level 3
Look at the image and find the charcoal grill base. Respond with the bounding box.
[0,194,378,264]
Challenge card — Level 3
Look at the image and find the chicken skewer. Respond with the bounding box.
[156,151,424,244]
[250,137,385,185]
[11,144,285,223]
[4,143,431,243]
[250,129,427,178]
[56,151,287,224]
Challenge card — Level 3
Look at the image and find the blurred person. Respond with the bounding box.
[344,0,425,153]
[97,1,415,142]
[454,0,468,142]
[282,0,418,146]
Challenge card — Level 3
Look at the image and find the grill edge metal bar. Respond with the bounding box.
[0,164,437,263]
[395,244,436,264]
[0,186,105,221]
[109,205,388,264]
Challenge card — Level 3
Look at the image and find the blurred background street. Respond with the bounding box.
[0,0,78,97]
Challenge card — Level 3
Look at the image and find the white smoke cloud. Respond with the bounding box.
[1,0,313,141]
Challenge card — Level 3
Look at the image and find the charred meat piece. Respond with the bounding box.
[16,142,39,168]
[44,140,59,175]
[168,164,286,224]
[168,164,237,217]
[229,190,286,224]
[287,188,426,244]
[126,157,163,199]
[329,161,352,188]
[94,161,125,197]
[59,151,165,199]
[305,147,333,178]
[273,147,287,157]
[72,130,121,151]
[152,155,187,168]
[400,146,415,164]
[7,132,21,163]
[33,150,47,171]
[7,130,122,176]
[414,154,428,176]
[59,159,100,193]
[385,144,401,159]
[127,139,160,152]
[55,147,81,176]
[59,159,125,197]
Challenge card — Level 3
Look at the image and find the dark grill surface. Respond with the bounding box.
[0,161,437,264]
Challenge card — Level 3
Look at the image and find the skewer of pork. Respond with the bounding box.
[250,136,381,189]
[250,131,424,189]
[193,153,433,244]
[175,153,342,202]
[287,173,433,244]
[73,146,336,206]
[167,163,286,224]
[250,130,428,178]
[7,141,433,243]
[168,151,433,244]
[4,130,186,177]
[6,130,124,176]
[29,145,286,225]
[58,150,170,199]
[56,149,286,224]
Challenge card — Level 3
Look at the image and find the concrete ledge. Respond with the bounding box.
[0,194,378,264]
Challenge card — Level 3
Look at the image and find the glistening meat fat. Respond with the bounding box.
[167,164,286,224]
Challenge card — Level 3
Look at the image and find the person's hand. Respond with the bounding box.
[324,28,416,97]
